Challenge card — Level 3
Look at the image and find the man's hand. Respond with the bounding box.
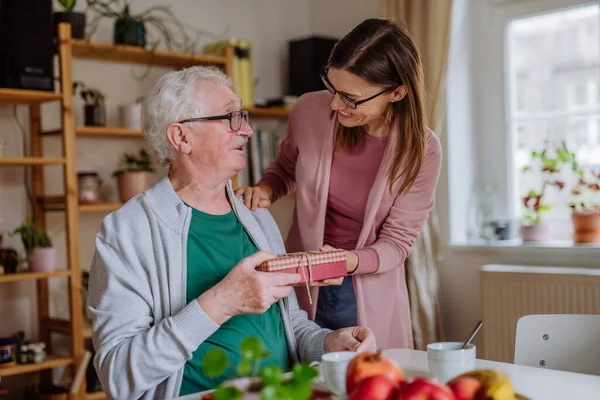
[323,326,377,353]
[235,185,273,211]
[198,251,301,325]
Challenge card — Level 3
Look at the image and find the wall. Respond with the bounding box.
[309,0,381,39]
[440,0,600,353]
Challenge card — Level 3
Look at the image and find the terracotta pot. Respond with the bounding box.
[117,171,148,203]
[519,223,551,242]
[572,212,600,243]
[29,248,57,273]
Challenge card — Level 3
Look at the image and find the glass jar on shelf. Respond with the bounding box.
[77,171,102,204]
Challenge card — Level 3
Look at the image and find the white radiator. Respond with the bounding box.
[481,264,600,362]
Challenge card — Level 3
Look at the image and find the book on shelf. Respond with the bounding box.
[237,124,286,188]
[203,38,254,107]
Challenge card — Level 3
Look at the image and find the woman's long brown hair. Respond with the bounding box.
[328,18,427,196]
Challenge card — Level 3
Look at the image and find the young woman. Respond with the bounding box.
[236,18,442,350]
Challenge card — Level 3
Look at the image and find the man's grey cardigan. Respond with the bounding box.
[88,177,331,400]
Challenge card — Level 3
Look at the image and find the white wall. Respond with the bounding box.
[309,0,381,39]
[440,0,600,352]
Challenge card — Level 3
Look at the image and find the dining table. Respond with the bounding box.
[176,348,600,400]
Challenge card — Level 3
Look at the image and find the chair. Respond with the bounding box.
[514,314,600,376]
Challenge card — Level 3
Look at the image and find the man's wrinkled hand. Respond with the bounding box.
[323,326,377,353]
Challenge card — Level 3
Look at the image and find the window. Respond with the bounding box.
[506,3,600,221]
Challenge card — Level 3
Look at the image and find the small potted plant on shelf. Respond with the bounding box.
[73,80,107,127]
[53,0,86,39]
[112,149,155,202]
[519,141,577,242]
[119,96,144,130]
[9,220,56,273]
[569,169,600,243]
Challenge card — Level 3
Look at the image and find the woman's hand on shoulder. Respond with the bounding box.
[235,185,273,211]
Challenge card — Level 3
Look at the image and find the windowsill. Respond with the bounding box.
[448,239,600,252]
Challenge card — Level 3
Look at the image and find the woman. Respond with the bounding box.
[236,18,441,350]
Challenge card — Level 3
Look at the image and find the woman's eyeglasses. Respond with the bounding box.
[178,110,249,132]
[320,68,394,110]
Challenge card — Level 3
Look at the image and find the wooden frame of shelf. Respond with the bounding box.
[76,126,142,138]
[0,157,66,166]
[0,270,71,284]
[244,107,290,119]
[85,392,106,400]
[0,356,74,377]
[0,88,62,104]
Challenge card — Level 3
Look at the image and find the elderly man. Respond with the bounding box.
[88,66,376,400]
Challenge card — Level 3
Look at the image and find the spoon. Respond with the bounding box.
[461,320,483,349]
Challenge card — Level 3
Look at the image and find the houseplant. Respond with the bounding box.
[201,336,323,400]
[519,141,577,242]
[85,0,220,50]
[570,169,600,243]
[73,81,107,126]
[53,0,86,39]
[9,220,56,273]
[112,149,155,202]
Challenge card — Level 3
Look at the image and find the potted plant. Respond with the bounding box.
[201,336,325,400]
[86,0,220,51]
[519,141,576,242]
[0,247,20,275]
[53,0,86,39]
[569,169,600,243]
[119,96,144,129]
[9,220,56,273]
[73,81,106,127]
[112,149,155,202]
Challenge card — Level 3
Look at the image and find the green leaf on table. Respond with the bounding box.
[236,359,252,377]
[261,385,293,400]
[213,386,242,400]
[241,336,264,360]
[202,348,228,378]
[260,365,284,386]
[289,380,313,400]
[291,363,319,383]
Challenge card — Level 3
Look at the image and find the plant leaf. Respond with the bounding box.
[240,336,264,360]
[202,348,228,378]
[291,363,318,383]
[213,386,242,400]
[260,365,284,386]
[289,381,313,400]
[236,359,252,377]
[261,385,292,400]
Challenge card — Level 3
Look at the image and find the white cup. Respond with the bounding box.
[313,351,358,395]
[427,342,476,383]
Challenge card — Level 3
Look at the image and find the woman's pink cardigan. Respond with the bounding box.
[258,91,442,350]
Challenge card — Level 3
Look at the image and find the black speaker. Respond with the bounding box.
[0,0,55,91]
[288,36,338,96]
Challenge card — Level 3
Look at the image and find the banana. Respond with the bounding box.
[448,369,515,400]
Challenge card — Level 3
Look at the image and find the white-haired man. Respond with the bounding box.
[88,66,376,400]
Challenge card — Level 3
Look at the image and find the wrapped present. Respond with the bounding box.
[257,250,348,304]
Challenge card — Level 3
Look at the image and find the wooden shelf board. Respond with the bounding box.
[0,270,71,284]
[0,355,73,377]
[244,107,290,119]
[41,196,123,213]
[0,157,66,166]
[83,326,93,339]
[86,391,106,400]
[71,39,227,69]
[76,126,143,138]
[46,317,71,334]
[0,88,62,104]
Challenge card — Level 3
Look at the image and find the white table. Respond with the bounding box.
[383,349,600,400]
[177,349,600,400]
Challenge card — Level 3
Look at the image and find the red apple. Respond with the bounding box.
[349,375,400,400]
[346,352,404,395]
[448,376,482,400]
[394,377,455,400]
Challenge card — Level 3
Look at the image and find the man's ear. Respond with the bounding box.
[166,123,192,155]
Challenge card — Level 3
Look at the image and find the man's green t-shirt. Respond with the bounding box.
[179,207,289,396]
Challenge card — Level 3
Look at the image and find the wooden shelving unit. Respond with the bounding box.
[0,270,71,284]
[0,88,62,104]
[244,107,291,119]
[0,157,66,166]
[85,391,106,400]
[76,126,143,138]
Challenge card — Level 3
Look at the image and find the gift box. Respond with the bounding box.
[257,250,348,303]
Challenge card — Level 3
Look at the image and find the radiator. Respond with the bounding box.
[481,264,600,362]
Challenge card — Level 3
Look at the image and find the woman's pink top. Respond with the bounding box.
[258,91,442,350]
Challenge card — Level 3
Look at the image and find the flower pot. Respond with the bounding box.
[572,212,600,243]
[520,223,551,242]
[29,248,56,273]
[117,172,148,203]
[53,12,86,39]
[119,103,142,129]
[84,105,106,127]
[114,18,146,47]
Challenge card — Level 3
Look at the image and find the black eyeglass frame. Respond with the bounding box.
[178,110,249,132]
[320,68,396,110]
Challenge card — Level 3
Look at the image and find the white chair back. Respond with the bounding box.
[514,314,600,376]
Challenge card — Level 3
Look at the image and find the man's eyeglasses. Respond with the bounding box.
[320,68,394,110]
[178,110,249,132]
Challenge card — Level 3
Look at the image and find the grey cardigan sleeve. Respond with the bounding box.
[287,291,332,362]
[88,236,219,400]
